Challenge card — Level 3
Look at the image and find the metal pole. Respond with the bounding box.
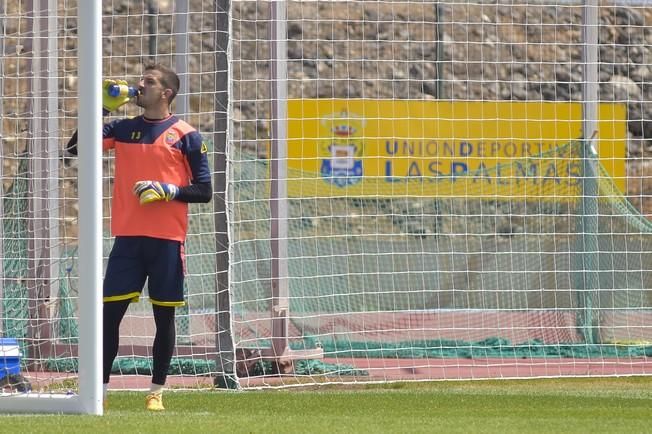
[576,0,600,344]
[269,0,290,373]
[435,2,442,99]
[172,0,191,342]
[214,0,236,389]
[0,2,6,325]
[26,0,58,365]
[174,0,189,119]
[583,0,599,141]
[77,0,103,415]
[148,0,158,59]
[45,0,59,312]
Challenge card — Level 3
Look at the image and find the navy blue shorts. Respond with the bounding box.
[103,236,186,306]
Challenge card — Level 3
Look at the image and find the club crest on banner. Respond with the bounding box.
[319,111,365,187]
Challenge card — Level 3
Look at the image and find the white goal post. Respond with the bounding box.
[0,0,102,415]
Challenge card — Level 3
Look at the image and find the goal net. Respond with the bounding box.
[229,0,652,385]
[1,0,651,405]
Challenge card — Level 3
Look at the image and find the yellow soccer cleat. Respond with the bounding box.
[145,392,165,411]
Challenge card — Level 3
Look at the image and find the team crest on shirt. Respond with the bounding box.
[165,130,178,145]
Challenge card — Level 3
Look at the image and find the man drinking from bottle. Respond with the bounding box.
[67,63,212,411]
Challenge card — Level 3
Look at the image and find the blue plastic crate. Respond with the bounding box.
[0,338,21,380]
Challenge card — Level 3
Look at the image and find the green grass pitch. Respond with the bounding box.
[1,377,650,433]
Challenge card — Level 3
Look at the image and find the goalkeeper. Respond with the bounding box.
[66,64,212,411]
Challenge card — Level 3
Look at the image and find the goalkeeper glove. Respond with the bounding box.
[102,79,133,113]
[133,181,179,205]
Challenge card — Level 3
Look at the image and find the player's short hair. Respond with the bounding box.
[144,63,180,103]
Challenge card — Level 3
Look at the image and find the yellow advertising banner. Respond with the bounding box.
[286,100,627,199]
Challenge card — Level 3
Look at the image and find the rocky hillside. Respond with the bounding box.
[230,1,652,215]
[3,1,652,217]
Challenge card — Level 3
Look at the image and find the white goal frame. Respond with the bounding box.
[0,1,102,415]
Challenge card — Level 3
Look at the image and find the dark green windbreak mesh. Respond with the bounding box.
[2,157,30,341]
